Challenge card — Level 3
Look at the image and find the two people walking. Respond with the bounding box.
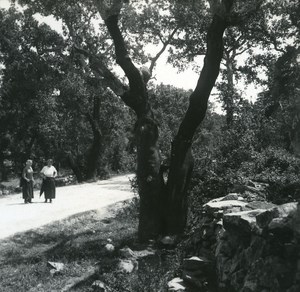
[22,159,57,204]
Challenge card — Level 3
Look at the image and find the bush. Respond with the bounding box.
[186,145,300,230]
[253,147,300,184]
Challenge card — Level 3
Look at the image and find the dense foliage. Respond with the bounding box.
[0,6,135,180]
[0,0,299,238]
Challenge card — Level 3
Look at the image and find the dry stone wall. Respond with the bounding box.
[174,182,300,292]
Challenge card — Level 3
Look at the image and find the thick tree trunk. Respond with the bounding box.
[165,138,194,234]
[165,14,228,235]
[105,15,162,241]
[135,117,162,240]
[103,3,232,239]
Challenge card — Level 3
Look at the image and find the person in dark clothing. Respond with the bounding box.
[40,159,57,203]
[22,159,34,204]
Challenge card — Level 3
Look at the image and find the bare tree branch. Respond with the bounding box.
[149,27,179,75]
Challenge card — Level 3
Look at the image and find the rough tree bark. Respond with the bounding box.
[105,14,163,240]
[165,13,230,235]
[97,0,235,240]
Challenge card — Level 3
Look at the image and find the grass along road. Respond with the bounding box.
[0,173,178,292]
[0,174,134,239]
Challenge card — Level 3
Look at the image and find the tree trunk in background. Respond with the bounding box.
[85,114,102,180]
[224,53,235,127]
[85,95,102,180]
[65,95,103,182]
[290,116,300,156]
[66,153,84,182]
[165,14,228,235]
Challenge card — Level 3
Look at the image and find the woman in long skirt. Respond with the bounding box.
[40,159,57,203]
[22,159,34,203]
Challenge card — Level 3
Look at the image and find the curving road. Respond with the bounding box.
[0,174,134,239]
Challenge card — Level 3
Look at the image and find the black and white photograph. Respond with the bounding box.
[0,0,299,291]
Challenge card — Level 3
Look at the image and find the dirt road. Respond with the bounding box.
[0,174,134,239]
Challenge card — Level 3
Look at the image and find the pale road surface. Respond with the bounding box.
[0,174,134,239]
